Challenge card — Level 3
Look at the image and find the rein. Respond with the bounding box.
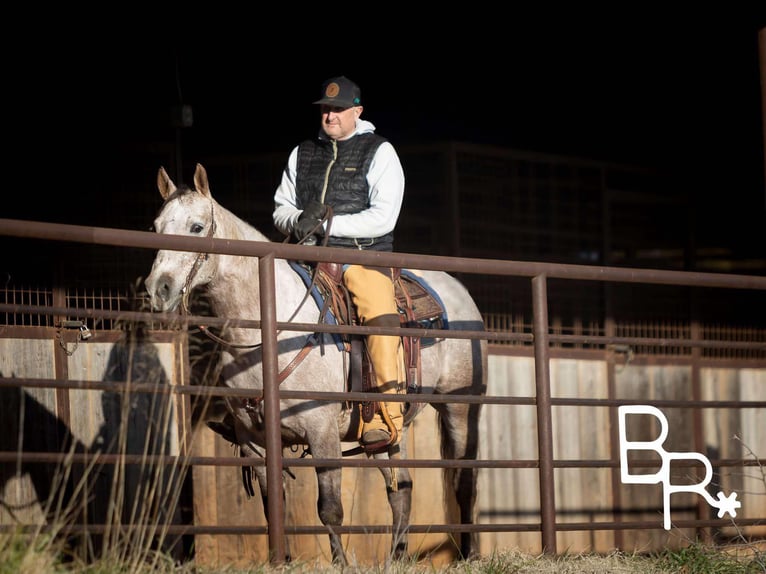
[186,202,336,386]
[280,206,335,321]
[202,207,336,350]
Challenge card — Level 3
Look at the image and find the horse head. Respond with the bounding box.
[145,163,220,313]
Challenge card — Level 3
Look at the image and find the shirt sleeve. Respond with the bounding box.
[327,141,405,239]
[272,146,301,236]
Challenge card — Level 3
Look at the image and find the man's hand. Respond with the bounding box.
[293,218,324,242]
[300,201,328,221]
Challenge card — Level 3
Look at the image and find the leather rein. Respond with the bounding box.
[181,197,323,386]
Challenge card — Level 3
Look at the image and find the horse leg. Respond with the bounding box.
[315,466,346,565]
[433,401,482,560]
[308,437,347,566]
[375,433,412,560]
[241,443,293,563]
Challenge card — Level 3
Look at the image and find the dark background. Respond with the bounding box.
[4,10,765,261]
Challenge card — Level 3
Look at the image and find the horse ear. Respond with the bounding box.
[194,163,211,198]
[157,167,176,200]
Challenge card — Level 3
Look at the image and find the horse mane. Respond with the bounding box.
[161,183,273,244]
[161,183,194,204]
[215,201,272,244]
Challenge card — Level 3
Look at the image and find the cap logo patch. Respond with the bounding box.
[325,83,340,98]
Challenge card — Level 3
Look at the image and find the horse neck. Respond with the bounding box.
[206,256,313,340]
[215,202,270,243]
[203,205,307,337]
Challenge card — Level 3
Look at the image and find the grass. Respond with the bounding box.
[1,537,764,573]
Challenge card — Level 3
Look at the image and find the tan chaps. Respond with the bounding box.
[342,264,404,442]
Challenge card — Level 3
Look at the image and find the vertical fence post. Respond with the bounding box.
[259,253,286,563]
[532,273,557,554]
[759,27,766,195]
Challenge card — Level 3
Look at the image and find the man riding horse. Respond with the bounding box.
[272,76,406,452]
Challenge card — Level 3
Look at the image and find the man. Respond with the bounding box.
[273,75,406,450]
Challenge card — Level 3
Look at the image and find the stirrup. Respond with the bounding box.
[362,428,391,444]
[357,399,401,453]
[361,433,394,454]
[360,422,398,454]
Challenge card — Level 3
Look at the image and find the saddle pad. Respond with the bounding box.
[287,262,449,347]
[287,261,345,350]
[398,269,449,328]
[397,270,448,348]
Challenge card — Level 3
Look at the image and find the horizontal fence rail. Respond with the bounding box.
[2,218,766,288]
[1,218,765,564]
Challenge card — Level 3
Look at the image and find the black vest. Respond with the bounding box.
[296,133,394,251]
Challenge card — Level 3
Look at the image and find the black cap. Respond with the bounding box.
[313,76,361,108]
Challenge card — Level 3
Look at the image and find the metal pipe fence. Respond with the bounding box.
[1,218,765,563]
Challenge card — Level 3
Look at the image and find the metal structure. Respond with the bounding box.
[1,219,765,564]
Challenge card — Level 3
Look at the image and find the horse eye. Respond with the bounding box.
[190,223,204,234]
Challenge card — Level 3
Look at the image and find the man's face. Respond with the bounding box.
[319,104,362,141]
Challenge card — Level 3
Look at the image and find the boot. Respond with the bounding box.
[361,400,404,446]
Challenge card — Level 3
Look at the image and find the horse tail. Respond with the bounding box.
[436,400,482,560]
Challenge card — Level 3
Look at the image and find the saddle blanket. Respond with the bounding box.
[287,261,449,349]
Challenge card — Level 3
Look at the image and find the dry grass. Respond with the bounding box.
[0,541,690,573]
[3,534,764,574]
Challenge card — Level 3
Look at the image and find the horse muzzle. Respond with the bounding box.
[144,271,182,312]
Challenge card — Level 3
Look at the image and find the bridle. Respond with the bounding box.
[180,199,217,315]
[177,197,322,386]
[175,197,253,349]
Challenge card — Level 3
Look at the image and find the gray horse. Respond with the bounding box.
[144,163,488,565]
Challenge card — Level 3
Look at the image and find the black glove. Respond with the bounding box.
[300,200,328,222]
[293,217,324,242]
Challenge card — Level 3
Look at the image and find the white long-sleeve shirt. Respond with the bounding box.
[273,119,405,240]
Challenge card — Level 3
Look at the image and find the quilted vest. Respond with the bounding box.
[296,133,394,251]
